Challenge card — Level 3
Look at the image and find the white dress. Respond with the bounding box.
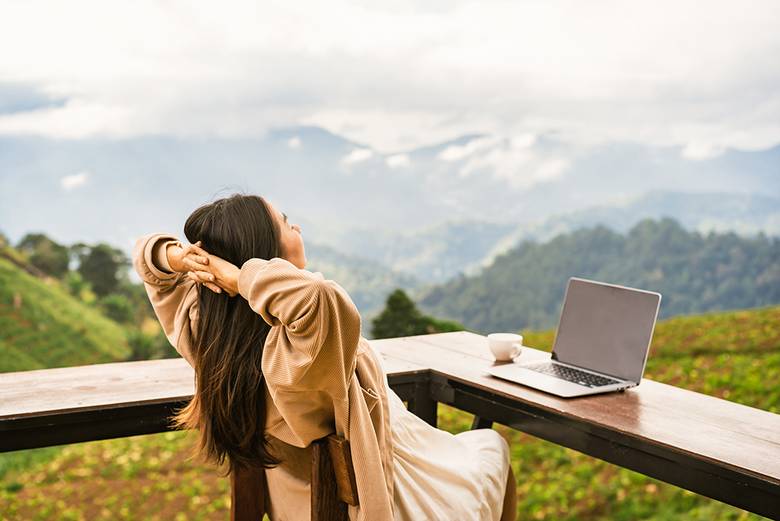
[374,347,512,521]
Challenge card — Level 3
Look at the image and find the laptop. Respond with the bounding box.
[488,277,661,398]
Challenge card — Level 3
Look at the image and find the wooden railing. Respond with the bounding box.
[2,331,779,519]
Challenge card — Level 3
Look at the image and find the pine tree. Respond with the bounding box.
[371,289,464,339]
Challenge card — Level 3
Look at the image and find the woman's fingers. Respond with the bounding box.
[183,249,208,264]
[183,256,210,273]
[181,242,239,297]
[190,245,211,259]
[187,271,213,284]
[188,254,208,265]
[202,282,222,293]
[187,272,223,293]
[186,250,209,264]
[194,270,215,282]
[187,242,212,260]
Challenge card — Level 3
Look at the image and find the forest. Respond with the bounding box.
[419,218,780,332]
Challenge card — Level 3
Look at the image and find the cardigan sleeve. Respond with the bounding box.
[238,256,361,403]
[132,233,198,367]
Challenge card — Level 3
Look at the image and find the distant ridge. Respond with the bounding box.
[418,218,780,333]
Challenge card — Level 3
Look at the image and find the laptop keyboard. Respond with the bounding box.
[524,362,621,388]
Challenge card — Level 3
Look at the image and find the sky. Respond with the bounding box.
[0,0,779,158]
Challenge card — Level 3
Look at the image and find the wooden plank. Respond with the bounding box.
[0,401,187,452]
[0,348,428,452]
[371,331,780,486]
[374,353,427,376]
[0,358,195,418]
[0,349,426,421]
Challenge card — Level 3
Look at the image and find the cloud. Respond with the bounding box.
[682,142,725,161]
[510,134,536,149]
[0,100,132,138]
[386,154,410,168]
[341,148,373,165]
[0,1,778,155]
[61,171,89,190]
[287,136,302,149]
[438,137,496,162]
[455,136,569,189]
[0,82,66,114]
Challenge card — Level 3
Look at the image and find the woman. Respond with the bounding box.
[133,193,517,521]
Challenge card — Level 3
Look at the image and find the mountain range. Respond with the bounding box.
[418,218,780,334]
[1,126,777,248]
[1,126,778,323]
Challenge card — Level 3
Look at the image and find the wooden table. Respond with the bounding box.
[371,331,780,519]
[1,331,779,518]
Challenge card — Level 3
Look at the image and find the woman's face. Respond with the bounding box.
[266,200,306,269]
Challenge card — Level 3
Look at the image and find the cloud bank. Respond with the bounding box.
[0,0,779,157]
[60,171,89,190]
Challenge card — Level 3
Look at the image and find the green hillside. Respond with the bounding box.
[1,306,777,520]
[0,255,130,373]
[418,218,780,334]
[305,241,421,325]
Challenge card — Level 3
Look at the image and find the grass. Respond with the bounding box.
[0,257,131,372]
[1,306,778,519]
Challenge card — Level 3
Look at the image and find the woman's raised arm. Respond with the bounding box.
[238,257,362,396]
[132,233,210,367]
[237,257,359,329]
[185,251,362,391]
[184,252,360,334]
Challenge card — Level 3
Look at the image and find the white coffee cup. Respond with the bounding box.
[487,333,523,361]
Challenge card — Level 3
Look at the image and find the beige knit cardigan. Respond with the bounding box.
[133,233,395,520]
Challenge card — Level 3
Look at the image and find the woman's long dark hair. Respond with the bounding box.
[172,193,282,475]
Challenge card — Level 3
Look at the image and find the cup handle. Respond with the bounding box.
[511,342,521,358]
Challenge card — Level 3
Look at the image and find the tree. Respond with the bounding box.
[99,294,135,324]
[75,243,129,297]
[115,280,159,325]
[16,233,70,278]
[126,329,179,361]
[371,289,464,339]
[64,271,91,299]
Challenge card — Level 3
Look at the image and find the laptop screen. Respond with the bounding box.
[552,278,661,383]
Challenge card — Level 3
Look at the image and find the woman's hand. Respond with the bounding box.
[165,241,229,293]
[182,245,241,297]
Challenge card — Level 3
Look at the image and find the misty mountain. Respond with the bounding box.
[467,190,780,278]
[328,190,780,285]
[417,218,780,334]
[2,127,778,312]
[303,241,420,333]
[1,126,777,254]
[326,220,517,283]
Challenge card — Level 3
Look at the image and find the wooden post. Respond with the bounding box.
[408,380,438,427]
[326,435,359,507]
[471,415,493,429]
[311,438,349,521]
[230,464,265,521]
